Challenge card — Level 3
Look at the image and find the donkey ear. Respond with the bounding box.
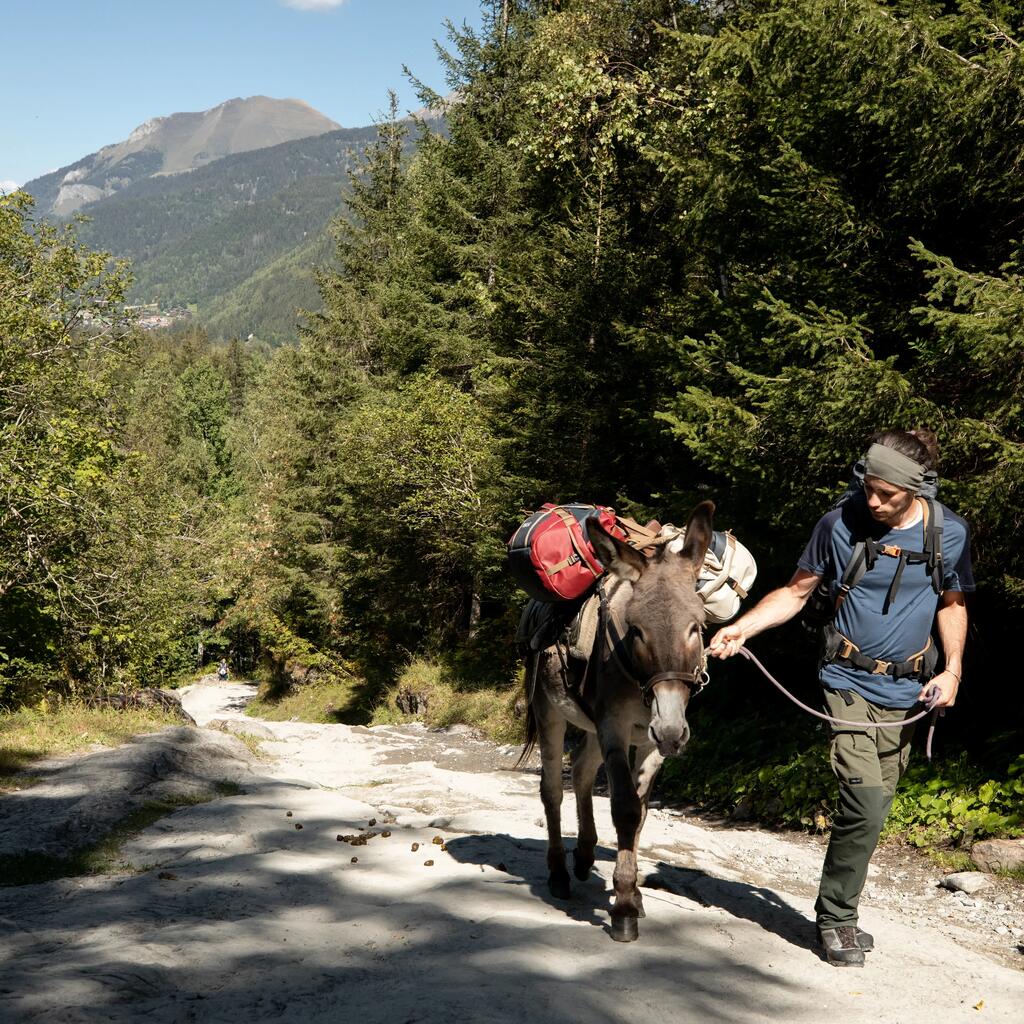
[679,501,715,573]
[587,517,647,583]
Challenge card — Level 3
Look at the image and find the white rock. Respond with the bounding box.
[941,872,993,895]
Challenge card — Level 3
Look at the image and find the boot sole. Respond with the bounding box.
[824,956,865,967]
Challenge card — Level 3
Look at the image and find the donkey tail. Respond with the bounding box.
[514,652,539,768]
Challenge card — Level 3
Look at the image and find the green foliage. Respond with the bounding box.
[887,753,1024,848]
[201,233,332,345]
[0,194,266,704]
[661,712,1024,846]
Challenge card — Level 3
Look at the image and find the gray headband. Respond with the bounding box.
[863,443,925,493]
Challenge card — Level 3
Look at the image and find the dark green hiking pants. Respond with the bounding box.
[814,688,918,930]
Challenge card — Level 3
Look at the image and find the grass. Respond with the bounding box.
[244,657,524,746]
[245,675,371,725]
[0,700,185,784]
[230,729,274,761]
[369,659,523,746]
[0,782,241,886]
[927,849,976,874]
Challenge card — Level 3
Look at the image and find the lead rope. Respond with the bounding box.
[725,645,943,761]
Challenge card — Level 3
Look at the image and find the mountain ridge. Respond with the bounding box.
[25,96,342,217]
[21,97,443,343]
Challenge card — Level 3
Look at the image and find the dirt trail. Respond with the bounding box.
[1,679,1021,1024]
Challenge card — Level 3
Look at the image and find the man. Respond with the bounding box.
[709,430,973,967]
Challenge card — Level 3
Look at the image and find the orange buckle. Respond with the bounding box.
[880,545,902,557]
[838,639,856,660]
[872,659,892,675]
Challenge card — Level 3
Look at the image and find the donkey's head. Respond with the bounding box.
[588,501,714,757]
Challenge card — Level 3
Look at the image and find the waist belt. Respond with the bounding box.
[827,628,933,680]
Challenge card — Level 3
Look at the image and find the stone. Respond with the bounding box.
[0,727,256,859]
[941,872,993,895]
[971,838,1024,874]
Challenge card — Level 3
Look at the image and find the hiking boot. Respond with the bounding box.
[856,928,874,951]
[817,925,866,967]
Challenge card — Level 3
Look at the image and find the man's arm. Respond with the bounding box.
[926,590,968,708]
[709,569,820,658]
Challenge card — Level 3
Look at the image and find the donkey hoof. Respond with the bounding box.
[548,872,571,900]
[610,915,640,943]
[635,893,646,919]
[572,849,593,881]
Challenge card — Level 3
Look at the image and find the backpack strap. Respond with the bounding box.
[924,496,944,595]
[825,626,935,679]
[835,497,944,614]
[834,540,869,612]
[552,507,602,580]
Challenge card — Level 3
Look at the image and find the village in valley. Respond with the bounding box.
[126,302,195,331]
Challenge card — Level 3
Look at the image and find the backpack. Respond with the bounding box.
[799,461,945,639]
[507,504,757,622]
[507,504,627,603]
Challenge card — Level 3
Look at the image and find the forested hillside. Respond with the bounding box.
[4,0,1023,845]
[24,119,427,344]
[69,124,381,342]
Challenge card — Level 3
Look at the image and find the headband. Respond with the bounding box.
[863,442,925,494]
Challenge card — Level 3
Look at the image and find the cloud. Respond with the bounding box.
[0,180,21,194]
[281,0,348,10]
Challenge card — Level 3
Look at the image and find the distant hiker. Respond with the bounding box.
[217,659,229,681]
[709,429,973,967]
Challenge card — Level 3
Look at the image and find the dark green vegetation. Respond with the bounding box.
[4,1,1023,850]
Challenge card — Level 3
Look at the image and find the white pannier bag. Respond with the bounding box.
[667,528,757,623]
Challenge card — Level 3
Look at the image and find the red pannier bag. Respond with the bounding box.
[507,503,628,603]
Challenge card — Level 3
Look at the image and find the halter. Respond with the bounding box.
[596,578,710,707]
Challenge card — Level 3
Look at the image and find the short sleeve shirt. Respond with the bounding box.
[797,496,974,708]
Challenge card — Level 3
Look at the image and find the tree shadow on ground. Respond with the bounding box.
[0,780,804,1024]
[445,833,818,953]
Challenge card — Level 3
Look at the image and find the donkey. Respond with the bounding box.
[520,501,714,942]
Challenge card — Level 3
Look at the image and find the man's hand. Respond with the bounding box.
[921,670,960,708]
[709,624,747,659]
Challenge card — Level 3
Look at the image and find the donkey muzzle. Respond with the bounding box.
[648,689,691,756]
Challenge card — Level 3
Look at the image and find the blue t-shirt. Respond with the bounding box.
[797,496,974,708]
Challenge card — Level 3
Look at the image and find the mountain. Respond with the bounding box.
[25,97,341,217]
[22,98,437,344]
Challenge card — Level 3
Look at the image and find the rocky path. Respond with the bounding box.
[0,679,1022,1023]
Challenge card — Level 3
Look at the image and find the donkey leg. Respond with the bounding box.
[535,688,571,900]
[628,742,666,920]
[600,726,644,941]
[571,731,602,881]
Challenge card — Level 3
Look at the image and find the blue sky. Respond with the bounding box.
[0,0,485,188]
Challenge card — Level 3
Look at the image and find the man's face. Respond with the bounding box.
[864,475,916,526]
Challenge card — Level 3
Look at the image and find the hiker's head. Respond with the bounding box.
[863,429,937,525]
